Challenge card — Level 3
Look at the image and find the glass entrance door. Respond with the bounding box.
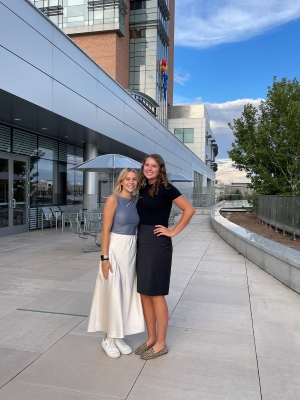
[0,153,29,236]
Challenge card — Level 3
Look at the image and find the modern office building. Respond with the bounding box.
[30,0,174,127]
[168,105,218,206]
[0,0,215,237]
[224,183,253,196]
[168,104,218,169]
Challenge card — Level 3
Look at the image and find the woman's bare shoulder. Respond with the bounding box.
[105,194,117,206]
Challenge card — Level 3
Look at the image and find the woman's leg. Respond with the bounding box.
[141,294,157,345]
[151,295,168,352]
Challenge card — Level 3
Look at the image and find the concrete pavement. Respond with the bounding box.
[0,215,300,399]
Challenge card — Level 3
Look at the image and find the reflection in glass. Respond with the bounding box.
[37,159,53,205]
[184,128,194,143]
[67,167,75,204]
[74,170,83,204]
[174,128,184,143]
[13,160,27,226]
[29,150,44,206]
[0,158,9,228]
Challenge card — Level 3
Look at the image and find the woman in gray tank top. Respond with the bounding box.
[87,168,144,358]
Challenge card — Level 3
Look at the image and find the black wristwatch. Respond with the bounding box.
[101,255,109,261]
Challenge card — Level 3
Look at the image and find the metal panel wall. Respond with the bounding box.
[0,0,216,183]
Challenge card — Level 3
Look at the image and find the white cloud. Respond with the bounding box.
[175,0,300,48]
[216,158,251,184]
[173,97,263,138]
[173,97,263,181]
[205,98,263,137]
[174,69,191,85]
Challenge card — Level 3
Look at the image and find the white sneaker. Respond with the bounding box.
[115,338,133,355]
[102,338,120,359]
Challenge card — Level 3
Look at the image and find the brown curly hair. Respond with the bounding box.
[139,154,170,197]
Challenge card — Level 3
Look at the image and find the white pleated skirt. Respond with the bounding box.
[87,232,145,338]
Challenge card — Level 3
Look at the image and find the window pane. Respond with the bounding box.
[67,5,84,17]
[39,136,58,161]
[67,0,84,5]
[94,9,103,20]
[30,154,39,206]
[174,128,183,143]
[184,128,194,143]
[67,166,75,205]
[74,170,83,204]
[37,159,54,205]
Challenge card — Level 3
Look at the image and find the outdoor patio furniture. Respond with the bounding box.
[61,207,84,232]
[41,207,55,230]
[68,212,102,253]
[49,206,63,230]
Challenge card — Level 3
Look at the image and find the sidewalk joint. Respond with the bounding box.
[245,260,263,400]
[17,308,88,318]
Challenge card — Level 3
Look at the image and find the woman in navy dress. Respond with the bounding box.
[135,154,195,359]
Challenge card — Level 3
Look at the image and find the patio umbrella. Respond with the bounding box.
[69,154,141,187]
[167,172,194,182]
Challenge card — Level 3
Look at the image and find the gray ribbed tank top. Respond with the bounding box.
[110,194,140,235]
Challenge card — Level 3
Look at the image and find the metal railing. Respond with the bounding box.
[257,195,300,239]
[179,191,214,208]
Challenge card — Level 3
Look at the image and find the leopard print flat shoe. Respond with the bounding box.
[134,342,155,355]
[140,346,168,360]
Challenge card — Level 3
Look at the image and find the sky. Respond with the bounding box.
[173,0,300,183]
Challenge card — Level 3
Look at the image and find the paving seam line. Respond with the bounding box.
[245,259,263,400]
[0,312,86,391]
[124,219,211,400]
[169,222,216,320]
[17,308,88,318]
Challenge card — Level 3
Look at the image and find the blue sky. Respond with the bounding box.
[173,1,300,182]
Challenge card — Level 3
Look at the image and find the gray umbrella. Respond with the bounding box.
[167,172,194,182]
[69,154,141,187]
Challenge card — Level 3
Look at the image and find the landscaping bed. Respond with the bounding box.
[220,211,300,252]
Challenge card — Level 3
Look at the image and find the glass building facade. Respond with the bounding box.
[129,0,170,126]
[32,0,172,127]
[31,0,127,35]
[0,123,83,229]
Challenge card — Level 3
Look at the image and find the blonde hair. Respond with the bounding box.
[113,168,139,195]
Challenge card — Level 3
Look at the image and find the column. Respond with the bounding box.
[83,143,98,211]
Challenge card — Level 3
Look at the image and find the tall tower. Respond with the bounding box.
[31,0,174,127]
[128,0,174,126]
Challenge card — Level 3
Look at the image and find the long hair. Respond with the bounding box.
[113,168,139,196]
[140,154,170,197]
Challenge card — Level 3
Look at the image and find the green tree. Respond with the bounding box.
[228,77,300,195]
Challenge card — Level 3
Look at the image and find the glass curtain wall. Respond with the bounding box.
[31,0,126,33]
[193,171,203,207]
[0,123,83,225]
[129,0,169,126]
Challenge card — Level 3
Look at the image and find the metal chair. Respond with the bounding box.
[49,206,63,230]
[69,213,101,253]
[61,208,83,232]
[41,207,55,230]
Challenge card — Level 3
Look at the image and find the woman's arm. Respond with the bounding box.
[154,195,195,237]
[101,195,117,279]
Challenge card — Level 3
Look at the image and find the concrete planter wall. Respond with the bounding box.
[211,208,300,294]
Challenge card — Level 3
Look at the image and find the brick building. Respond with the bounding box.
[31,0,174,127]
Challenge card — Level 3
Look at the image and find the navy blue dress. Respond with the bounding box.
[136,183,181,296]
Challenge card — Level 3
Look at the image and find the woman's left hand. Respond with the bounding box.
[154,225,174,237]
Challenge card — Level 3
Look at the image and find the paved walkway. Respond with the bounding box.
[0,215,299,399]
